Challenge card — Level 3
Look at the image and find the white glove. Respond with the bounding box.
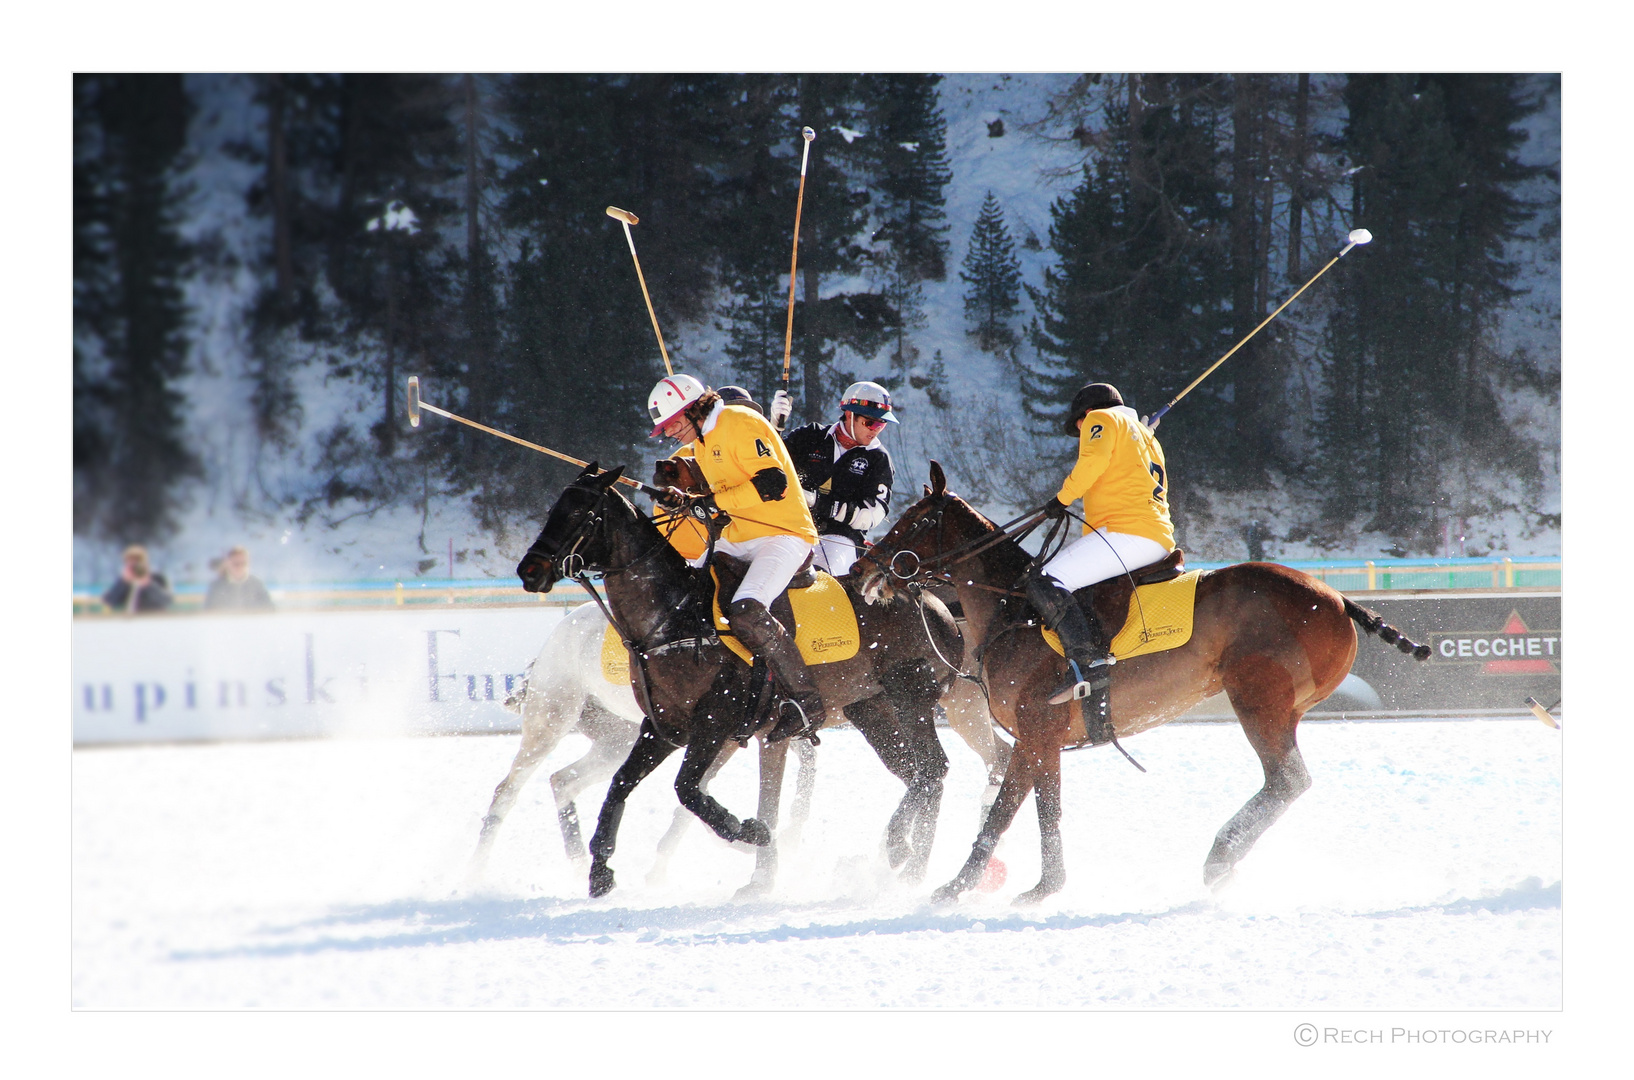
[770,389,793,428]
[828,501,852,524]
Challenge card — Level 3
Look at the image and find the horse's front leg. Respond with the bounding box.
[674,726,772,847]
[549,698,640,864]
[735,735,790,899]
[588,717,678,898]
[932,700,1059,904]
[648,738,738,888]
[1013,749,1065,905]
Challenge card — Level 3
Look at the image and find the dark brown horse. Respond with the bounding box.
[517,463,963,898]
[856,461,1431,905]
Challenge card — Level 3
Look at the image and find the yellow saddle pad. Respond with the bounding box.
[599,571,863,682]
[601,623,632,684]
[1043,570,1203,661]
[712,568,861,667]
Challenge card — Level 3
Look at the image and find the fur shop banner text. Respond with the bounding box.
[72,607,571,745]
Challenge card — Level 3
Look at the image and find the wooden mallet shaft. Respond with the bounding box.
[406,377,657,494]
[606,206,672,376]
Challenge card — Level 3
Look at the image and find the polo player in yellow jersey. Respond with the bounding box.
[647,374,826,739]
[1027,382,1176,707]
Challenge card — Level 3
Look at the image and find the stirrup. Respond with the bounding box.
[766,696,822,745]
[1047,658,1112,706]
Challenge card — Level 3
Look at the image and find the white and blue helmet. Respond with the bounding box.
[840,381,897,424]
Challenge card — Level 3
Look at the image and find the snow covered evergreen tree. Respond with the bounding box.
[1316,74,1547,546]
[73,74,200,544]
[1023,74,1234,491]
[960,190,1022,352]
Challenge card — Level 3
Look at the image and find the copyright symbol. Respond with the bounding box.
[1294,1024,1318,1047]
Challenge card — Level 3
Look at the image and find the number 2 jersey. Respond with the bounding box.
[782,421,894,547]
[1055,405,1175,550]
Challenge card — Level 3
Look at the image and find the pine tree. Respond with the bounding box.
[1315,74,1545,545]
[716,75,896,422]
[1023,74,1234,486]
[960,191,1022,351]
[488,74,737,513]
[73,74,201,544]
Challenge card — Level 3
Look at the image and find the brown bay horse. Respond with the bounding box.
[518,463,964,898]
[856,461,1431,905]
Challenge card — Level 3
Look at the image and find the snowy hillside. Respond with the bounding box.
[71,74,1560,589]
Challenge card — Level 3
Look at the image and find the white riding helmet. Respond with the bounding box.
[840,380,898,424]
[647,373,708,437]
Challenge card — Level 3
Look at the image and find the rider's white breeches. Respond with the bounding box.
[713,534,816,607]
[1039,529,1169,592]
[812,534,860,577]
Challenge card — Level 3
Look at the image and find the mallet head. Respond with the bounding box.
[801,126,815,142]
[1348,228,1373,246]
[605,206,639,225]
[407,376,421,428]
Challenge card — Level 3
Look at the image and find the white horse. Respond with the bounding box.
[468,600,1012,890]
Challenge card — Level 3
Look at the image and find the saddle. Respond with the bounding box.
[709,553,860,667]
[1075,548,1186,634]
[1040,548,1200,664]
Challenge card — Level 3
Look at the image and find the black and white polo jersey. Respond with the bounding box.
[782,421,894,545]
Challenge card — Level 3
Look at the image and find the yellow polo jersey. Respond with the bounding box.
[1055,406,1175,549]
[690,404,818,545]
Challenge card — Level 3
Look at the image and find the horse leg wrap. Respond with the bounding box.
[558,803,586,862]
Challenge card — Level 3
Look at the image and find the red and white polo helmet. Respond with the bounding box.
[647,374,708,437]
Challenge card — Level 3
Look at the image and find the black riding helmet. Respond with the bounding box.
[716,385,764,416]
[1064,382,1124,435]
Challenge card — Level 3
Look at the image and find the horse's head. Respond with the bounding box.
[856,460,980,605]
[516,462,629,593]
[652,455,705,494]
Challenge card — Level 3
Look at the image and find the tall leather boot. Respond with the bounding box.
[727,598,827,742]
[1025,568,1115,714]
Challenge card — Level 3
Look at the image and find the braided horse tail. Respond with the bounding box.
[1344,597,1433,661]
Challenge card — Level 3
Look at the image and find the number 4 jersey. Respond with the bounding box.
[691,402,819,545]
[1055,405,1175,550]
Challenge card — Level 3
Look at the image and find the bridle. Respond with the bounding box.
[859,494,1052,597]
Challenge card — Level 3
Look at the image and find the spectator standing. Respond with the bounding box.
[101,545,174,614]
[204,545,274,611]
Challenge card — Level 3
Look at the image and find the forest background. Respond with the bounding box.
[71,73,1560,586]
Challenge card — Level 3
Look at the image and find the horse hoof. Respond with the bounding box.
[588,864,616,898]
[738,818,772,847]
[734,878,773,901]
[1203,861,1234,890]
[1012,878,1063,906]
[930,882,963,905]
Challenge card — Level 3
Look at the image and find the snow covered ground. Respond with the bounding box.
[73,719,1559,1012]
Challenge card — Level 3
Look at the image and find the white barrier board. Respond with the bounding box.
[72,606,572,745]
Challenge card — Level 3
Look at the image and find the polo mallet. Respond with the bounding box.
[605,206,673,376]
[406,377,662,496]
[1145,228,1373,429]
[777,126,817,431]
[1525,696,1560,729]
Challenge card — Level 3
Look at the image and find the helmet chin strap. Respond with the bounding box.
[836,413,865,448]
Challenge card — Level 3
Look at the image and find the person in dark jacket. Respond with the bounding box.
[204,546,275,611]
[773,381,896,577]
[102,545,174,614]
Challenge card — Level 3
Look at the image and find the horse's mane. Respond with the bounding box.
[936,490,1035,582]
[602,481,717,609]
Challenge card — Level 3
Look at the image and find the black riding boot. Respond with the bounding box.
[1025,568,1115,712]
[726,598,827,742]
